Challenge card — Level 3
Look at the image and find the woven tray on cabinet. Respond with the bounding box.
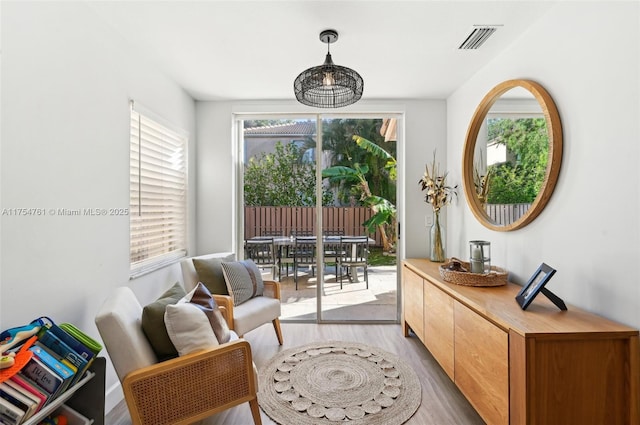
[439,258,508,287]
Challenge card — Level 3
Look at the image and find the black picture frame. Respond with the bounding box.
[516,263,566,310]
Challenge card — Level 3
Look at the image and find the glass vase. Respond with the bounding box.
[430,210,446,262]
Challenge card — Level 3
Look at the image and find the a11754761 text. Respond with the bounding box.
[1,208,129,216]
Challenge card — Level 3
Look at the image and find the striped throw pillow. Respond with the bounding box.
[220,260,264,306]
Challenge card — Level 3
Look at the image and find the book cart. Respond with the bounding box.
[20,357,105,425]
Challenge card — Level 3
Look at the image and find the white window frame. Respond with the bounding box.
[130,102,188,277]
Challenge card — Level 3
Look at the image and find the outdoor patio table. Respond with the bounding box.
[249,235,373,282]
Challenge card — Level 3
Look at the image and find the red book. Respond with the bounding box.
[8,374,47,413]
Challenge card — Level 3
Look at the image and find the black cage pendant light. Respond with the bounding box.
[294,29,364,108]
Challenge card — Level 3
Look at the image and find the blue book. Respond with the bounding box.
[44,324,94,362]
[33,342,78,378]
[38,329,89,385]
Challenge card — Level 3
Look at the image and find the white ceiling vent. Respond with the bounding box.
[458,26,501,50]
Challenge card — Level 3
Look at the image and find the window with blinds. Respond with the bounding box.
[130,107,187,276]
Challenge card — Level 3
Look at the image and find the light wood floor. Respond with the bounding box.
[106,322,485,425]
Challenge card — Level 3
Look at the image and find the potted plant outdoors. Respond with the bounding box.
[419,152,457,262]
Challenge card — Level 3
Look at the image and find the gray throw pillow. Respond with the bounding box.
[221,260,264,306]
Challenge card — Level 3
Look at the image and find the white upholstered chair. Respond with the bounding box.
[95,286,261,425]
[180,253,283,345]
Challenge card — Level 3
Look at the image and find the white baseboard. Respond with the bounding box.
[104,381,124,414]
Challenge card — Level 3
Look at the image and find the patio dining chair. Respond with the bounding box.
[339,236,370,289]
[322,230,345,282]
[293,236,317,290]
[261,230,289,277]
[278,230,312,278]
[245,237,279,280]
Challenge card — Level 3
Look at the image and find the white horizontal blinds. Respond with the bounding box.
[130,108,187,275]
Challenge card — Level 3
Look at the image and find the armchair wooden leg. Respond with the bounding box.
[249,397,262,425]
[273,318,283,345]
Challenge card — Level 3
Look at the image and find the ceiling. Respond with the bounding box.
[87,1,557,102]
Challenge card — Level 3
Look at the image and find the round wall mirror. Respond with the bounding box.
[462,79,562,231]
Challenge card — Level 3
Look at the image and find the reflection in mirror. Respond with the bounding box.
[462,79,562,232]
[474,88,547,226]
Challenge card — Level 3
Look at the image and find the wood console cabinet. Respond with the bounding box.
[402,258,639,425]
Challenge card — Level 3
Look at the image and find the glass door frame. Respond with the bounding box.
[234,112,403,324]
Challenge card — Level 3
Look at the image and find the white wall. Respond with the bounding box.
[194,99,447,260]
[447,1,640,329]
[195,101,237,255]
[0,2,196,411]
[402,101,448,257]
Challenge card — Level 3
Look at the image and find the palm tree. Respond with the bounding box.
[322,135,397,252]
[321,119,396,205]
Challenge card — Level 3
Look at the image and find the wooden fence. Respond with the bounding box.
[245,204,528,243]
[244,206,382,246]
[485,203,531,226]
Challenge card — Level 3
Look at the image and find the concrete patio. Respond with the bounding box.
[270,264,398,322]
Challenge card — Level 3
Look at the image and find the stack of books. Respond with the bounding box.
[0,320,101,425]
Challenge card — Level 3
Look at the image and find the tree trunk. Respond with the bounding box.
[361,180,392,252]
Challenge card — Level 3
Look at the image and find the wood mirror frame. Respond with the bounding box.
[462,79,562,231]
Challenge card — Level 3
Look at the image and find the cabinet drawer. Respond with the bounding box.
[403,266,424,341]
[424,282,454,379]
[454,301,509,425]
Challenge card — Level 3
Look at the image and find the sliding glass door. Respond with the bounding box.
[318,117,398,321]
[238,114,399,323]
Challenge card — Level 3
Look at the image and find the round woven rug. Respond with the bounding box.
[258,341,421,424]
